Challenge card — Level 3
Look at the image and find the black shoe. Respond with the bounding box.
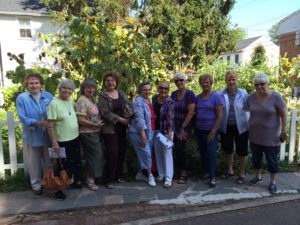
[33,189,43,195]
[209,180,216,188]
[69,182,82,189]
[54,191,66,201]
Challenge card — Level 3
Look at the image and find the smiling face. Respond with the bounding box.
[200,77,212,92]
[59,84,74,100]
[225,75,238,91]
[83,85,96,98]
[174,78,186,90]
[27,77,42,94]
[141,84,152,100]
[104,76,117,91]
[254,80,268,95]
[158,81,169,98]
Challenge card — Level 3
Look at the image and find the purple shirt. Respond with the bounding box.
[246,92,286,146]
[195,92,223,130]
[171,89,195,135]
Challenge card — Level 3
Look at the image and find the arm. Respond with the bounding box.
[47,120,60,151]
[208,105,223,143]
[16,96,38,126]
[178,103,195,140]
[278,106,288,142]
[77,115,104,129]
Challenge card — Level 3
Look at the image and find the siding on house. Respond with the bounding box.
[279,33,300,58]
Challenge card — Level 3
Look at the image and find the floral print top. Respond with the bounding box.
[76,95,101,133]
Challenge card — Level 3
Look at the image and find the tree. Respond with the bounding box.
[250,45,267,67]
[268,22,279,45]
[138,0,238,69]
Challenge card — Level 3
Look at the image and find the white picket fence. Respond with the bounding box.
[0,110,299,175]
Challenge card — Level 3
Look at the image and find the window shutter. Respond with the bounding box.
[296,31,300,46]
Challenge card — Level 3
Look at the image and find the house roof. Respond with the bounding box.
[276,9,300,36]
[0,0,49,16]
[237,36,262,50]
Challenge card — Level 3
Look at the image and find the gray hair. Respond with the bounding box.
[57,79,76,90]
[253,73,269,84]
[174,72,187,81]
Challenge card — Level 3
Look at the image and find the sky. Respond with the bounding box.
[229,0,300,39]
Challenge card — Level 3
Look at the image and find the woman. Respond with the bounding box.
[195,74,223,188]
[246,73,287,194]
[171,72,195,184]
[129,81,156,187]
[76,78,105,191]
[16,73,52,196]
[152,81,174,188]
[47,80,82,200]
[219,71,249,184]
[98,72,133,189]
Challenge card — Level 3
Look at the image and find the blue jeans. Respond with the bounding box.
[129,131,154,170]
[196,129,220,179]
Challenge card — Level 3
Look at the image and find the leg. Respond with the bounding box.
[154,132,165,178]
[196,130,208,175]
[164,146,174,182]
[103,134,119,184]
[116,129,127,180]
[264,146,279,184]
[220,127,235,176]
[235,130,249,178]
[173,136,187,177]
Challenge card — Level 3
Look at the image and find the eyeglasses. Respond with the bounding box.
[254,83,266,87]
[175,79,184,83]
[159,86,169,90]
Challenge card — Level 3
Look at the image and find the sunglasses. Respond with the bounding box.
[175,79,184,83]
[159,86,169,90]
[254,83,266,87]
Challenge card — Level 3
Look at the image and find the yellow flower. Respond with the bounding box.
[283,61,292,68]
[77,42,84,49]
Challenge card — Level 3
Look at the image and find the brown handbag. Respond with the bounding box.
[42,157,71,191]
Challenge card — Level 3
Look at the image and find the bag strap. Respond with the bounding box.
[50,150,66,170]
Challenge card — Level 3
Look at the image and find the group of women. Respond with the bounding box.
[16,70,287,201]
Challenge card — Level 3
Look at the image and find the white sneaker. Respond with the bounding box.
[148,174,156,187]
[156,176,164,182]
[163,180,172,188]
[135,172,148,181]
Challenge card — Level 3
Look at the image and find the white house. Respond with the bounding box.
[0,0,62,87]
[220,36,279,67]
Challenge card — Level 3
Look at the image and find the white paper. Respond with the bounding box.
[48,147,66,158]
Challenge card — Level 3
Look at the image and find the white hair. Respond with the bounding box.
[174,72,187,81]
[57,79,76,90]
[253,73,269,84]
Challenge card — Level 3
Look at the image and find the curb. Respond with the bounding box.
[121,193,300,225]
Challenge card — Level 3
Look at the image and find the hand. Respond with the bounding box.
[35,121,48,127]
[178,129,187,140]
[94,121,105,128]
[52,142,60,151]
[139,133,147,147]
[207,130,216,143]
[119,117,129,125]
[279,131,288,142]
[167,133,173,141]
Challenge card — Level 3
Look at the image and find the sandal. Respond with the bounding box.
[87,181,99,191]
[221,172,234,179]
[177,176,187,184]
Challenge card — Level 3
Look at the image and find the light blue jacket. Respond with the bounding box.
[129,95,152,138]
[16,91,53,147]
[219,88,249,134]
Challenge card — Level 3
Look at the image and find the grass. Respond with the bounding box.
[0,169,30,192]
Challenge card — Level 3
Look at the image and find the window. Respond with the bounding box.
[19,19,32,38]
[226,55,230,62]
[235,54,239,64]
[295,31,300,46]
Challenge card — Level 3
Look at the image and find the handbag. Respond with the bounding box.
[42,154,71,191]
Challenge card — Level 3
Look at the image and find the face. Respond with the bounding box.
[83,85,96,98]
[225,75,237,90]
[27,77,42,94]
[141,84,151,99]
[158,82,169,98]
[174,78,186,90]
[200,78,212,92]
[59,84,74,100]
[104,76,117,91]
[254,80,268,95]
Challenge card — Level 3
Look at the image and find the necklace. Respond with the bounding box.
[59,97,72,115]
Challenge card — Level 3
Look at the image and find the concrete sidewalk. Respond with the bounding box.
[0,172,299,217]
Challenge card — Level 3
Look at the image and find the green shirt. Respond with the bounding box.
[47,97,79,142]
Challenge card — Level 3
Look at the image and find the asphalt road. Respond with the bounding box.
[164,199,300,225]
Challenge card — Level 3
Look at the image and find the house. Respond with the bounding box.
[0,0,61,87]
[220,36,279,67]
[276,9,300,59]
